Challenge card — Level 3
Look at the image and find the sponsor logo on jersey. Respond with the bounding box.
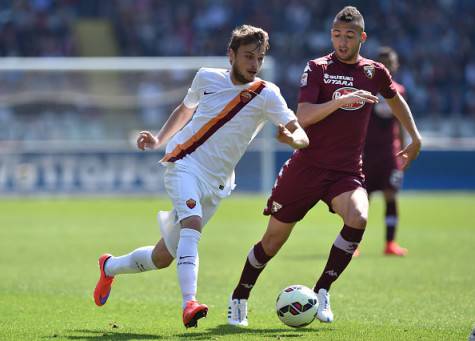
[363,65,375,79]
[332,87,365,110]
[240,90,253,103]
[324,73,354,86]
[186,199,197,209]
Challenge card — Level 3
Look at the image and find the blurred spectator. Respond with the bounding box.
[0,0,474,142]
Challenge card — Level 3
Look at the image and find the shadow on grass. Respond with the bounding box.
[174,324,335,340]
[43,324,334,340]
[43,329,164,340]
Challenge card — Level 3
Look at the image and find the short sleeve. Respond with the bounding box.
[183,69,202,108]
[379,65,398,99]
[264,84,297,126]
[298,61,322,103]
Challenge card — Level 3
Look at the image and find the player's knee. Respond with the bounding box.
[261,234,285,256]
[152,241,174,269]
[346,212,367,229]
[180,215,202,231]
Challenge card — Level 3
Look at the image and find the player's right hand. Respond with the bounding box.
[339,90,379,106]
[137,131,159,150]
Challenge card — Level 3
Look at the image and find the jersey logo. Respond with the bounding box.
[204,90,216,95]
[324,73,354,86]
[240,90,253,103]
[332,87,365,111]
[186,199,197,209]
[363,65,375,79]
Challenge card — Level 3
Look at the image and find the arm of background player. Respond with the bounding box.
[296,90,379,128]
[386,93,422,169]
[276,120,309,149]
[137,103,195,150]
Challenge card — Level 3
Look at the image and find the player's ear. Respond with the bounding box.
[360,31,367,44]
[228,48,235,65]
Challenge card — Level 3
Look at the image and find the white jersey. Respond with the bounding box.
[161,67,296,196]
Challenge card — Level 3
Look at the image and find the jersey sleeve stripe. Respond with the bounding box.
[161,80,266,163]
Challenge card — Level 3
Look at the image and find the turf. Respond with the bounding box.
[0,193,474,340]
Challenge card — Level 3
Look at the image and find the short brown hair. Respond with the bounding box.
[378,46,399,72]
[378,46,398,61]
[334,6,365,31]
[228,25,270,53]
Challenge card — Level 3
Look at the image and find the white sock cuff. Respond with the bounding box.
[247,248,265,269]
[385,215,398,226]
[180,228,201,241]
[136,246,157,270]
[333,234,359,254]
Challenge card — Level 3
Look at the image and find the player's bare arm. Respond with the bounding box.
[276,120,309,149]
[137,103,195,150]
[296,90,379,128]
[386,93,422,169]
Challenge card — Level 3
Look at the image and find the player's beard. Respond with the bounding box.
[232,64,253,84]
[336,45,360,63]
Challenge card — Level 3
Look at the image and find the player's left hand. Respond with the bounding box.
[397,139,421,170]
[276,124,293,145]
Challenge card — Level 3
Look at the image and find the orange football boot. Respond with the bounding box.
[182,300,208,328]
[94,254,114,306]
[384,241,408,256]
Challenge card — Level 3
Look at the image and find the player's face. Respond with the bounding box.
[229,43,265,84]
[331,22,366,63]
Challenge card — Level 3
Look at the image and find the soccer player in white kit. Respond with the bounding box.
[93,25,309,328]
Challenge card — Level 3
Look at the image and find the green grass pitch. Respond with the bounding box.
[1,193,474,340]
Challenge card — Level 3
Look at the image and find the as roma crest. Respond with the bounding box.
[363,65,375,79]
[186,199,196,209]
[240,90,253,103]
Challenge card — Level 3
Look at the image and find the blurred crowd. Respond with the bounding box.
[0,0,474,143]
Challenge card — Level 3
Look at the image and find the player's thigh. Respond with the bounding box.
[164,166,204,225]
[331,188,369,228]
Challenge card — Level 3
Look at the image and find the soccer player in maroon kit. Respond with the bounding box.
[227,6,422,326]
[362,46,408,256]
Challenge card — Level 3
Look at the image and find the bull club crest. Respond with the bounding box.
[363,65,375,79]
[240,90,253,103]
[186,199,196,209]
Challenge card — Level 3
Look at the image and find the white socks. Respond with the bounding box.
[176,228,201,309]
[104,246,157,277]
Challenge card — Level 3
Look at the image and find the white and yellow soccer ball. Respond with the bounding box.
[275,285,318,328]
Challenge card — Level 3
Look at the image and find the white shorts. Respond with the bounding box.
[158,164,221,257]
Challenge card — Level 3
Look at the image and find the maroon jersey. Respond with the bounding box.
[297,52,397,174]
[364,81,405,165]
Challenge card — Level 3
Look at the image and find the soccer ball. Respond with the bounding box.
[275,285,318,328]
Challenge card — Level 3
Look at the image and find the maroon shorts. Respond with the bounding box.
[264,156,365,223]
[363,156,403,194]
